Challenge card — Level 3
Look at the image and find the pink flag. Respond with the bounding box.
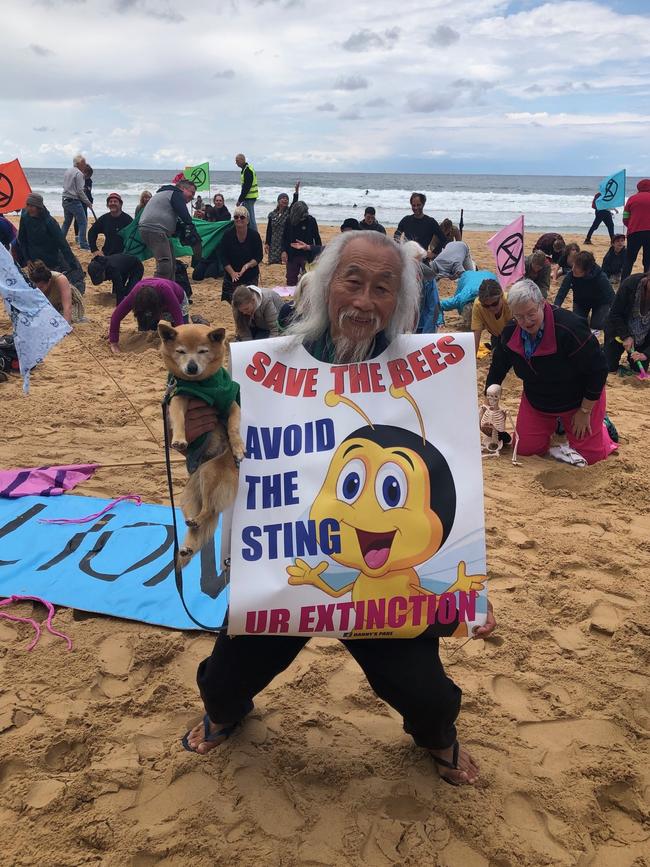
[486,215,525,289]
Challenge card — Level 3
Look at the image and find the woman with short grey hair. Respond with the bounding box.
[486,278,616,465]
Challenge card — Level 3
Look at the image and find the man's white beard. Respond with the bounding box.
[331,309,381,362]
[332,333,377,363]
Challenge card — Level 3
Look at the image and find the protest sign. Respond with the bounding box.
[487,215,525,289]
[228,333,488,639]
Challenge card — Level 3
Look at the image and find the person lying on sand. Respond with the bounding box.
[180,231,496,786]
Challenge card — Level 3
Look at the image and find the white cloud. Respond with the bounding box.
[1,0,648,172]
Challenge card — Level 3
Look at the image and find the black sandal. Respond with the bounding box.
[431,740,463,786]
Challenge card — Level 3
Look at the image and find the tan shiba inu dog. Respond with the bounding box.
[158,322,245,567]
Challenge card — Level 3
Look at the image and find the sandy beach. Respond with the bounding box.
[1,224,649,866]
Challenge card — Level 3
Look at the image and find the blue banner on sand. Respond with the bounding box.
[0,495,227,631]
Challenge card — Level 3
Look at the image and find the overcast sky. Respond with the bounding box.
[2,0,649,175]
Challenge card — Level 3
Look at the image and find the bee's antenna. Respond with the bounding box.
[325,390,374,428]
[389,385,426,444]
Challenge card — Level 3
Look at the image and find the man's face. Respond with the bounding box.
[238,300,256,316]
[235,155,245,169]
[363,213,374,225]
[513,300,544,335]
[107,197,122,215]
[181,185,196,203]
[572,263,586,278]
[328,238,401,342]
[410,197,424,217]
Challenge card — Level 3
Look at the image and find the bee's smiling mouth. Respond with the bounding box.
[355,528,396,570]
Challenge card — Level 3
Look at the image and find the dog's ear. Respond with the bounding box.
[158,323,178,342]
[208,328,226,344]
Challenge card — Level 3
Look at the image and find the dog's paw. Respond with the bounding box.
[185,517,200,529]
[230,439,246,463]
[171,439,188,453]
[177,546,194,567]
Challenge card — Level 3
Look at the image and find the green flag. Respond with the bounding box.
[119,212,231,262]
[184,162,210,192]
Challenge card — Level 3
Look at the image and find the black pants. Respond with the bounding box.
[193,256,224,281]
[621,231,650,281]
[197,633,461,750]
[585,210,614,242]
[573,301,610,330]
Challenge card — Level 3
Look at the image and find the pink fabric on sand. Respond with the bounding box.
[0,464,98,498]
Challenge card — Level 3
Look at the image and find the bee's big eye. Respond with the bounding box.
[336,458,366,504]
[375,462,408,510]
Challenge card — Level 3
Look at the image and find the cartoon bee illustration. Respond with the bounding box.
[286,385,485,638]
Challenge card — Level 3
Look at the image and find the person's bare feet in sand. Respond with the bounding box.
[185,717,231,754]
[430,742,480,785]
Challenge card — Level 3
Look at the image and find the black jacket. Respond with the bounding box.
[282,214,322,260]
[88,211,133,255]
[555,264,614,309]
[602,248,626,277]
[605,274,650,353]
[486,304,608,413]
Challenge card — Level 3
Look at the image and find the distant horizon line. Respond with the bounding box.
[22,166,638,179]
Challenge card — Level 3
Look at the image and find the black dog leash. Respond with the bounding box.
[161,383,227,632]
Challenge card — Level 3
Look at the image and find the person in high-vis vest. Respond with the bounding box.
[235,153,259,231]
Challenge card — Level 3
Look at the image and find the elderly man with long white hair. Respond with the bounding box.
[180,231,496,785]
[486,279,617,465]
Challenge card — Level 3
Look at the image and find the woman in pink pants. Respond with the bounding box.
[486,280,617,465]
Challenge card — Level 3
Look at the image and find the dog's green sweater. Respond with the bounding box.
[171,369,240,418]
[169,370,240,467]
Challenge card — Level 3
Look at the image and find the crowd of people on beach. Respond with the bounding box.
[2,153,649,424]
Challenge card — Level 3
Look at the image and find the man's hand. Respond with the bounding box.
[472,601,496,639]
[571,409,592,440]
[184,399,220,444]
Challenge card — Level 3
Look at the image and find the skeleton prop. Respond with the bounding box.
[479,384,519,464]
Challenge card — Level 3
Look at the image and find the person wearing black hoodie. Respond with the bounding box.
[603,271,650,373]
[87,253,144,304]
[554,250,614,330]
[282,201,321,286]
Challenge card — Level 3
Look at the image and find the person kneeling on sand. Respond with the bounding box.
[486,279,617,466]
[180,231,496,785]
[232,284,284,340]
[108,277,189,353]
[28,260,85,325]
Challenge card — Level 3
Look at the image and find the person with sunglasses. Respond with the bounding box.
[471,278,512,355]
[218,206,263,303]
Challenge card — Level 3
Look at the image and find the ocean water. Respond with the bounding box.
[22,168,640,233]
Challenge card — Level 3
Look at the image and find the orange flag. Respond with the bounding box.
[0,159,32,214]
